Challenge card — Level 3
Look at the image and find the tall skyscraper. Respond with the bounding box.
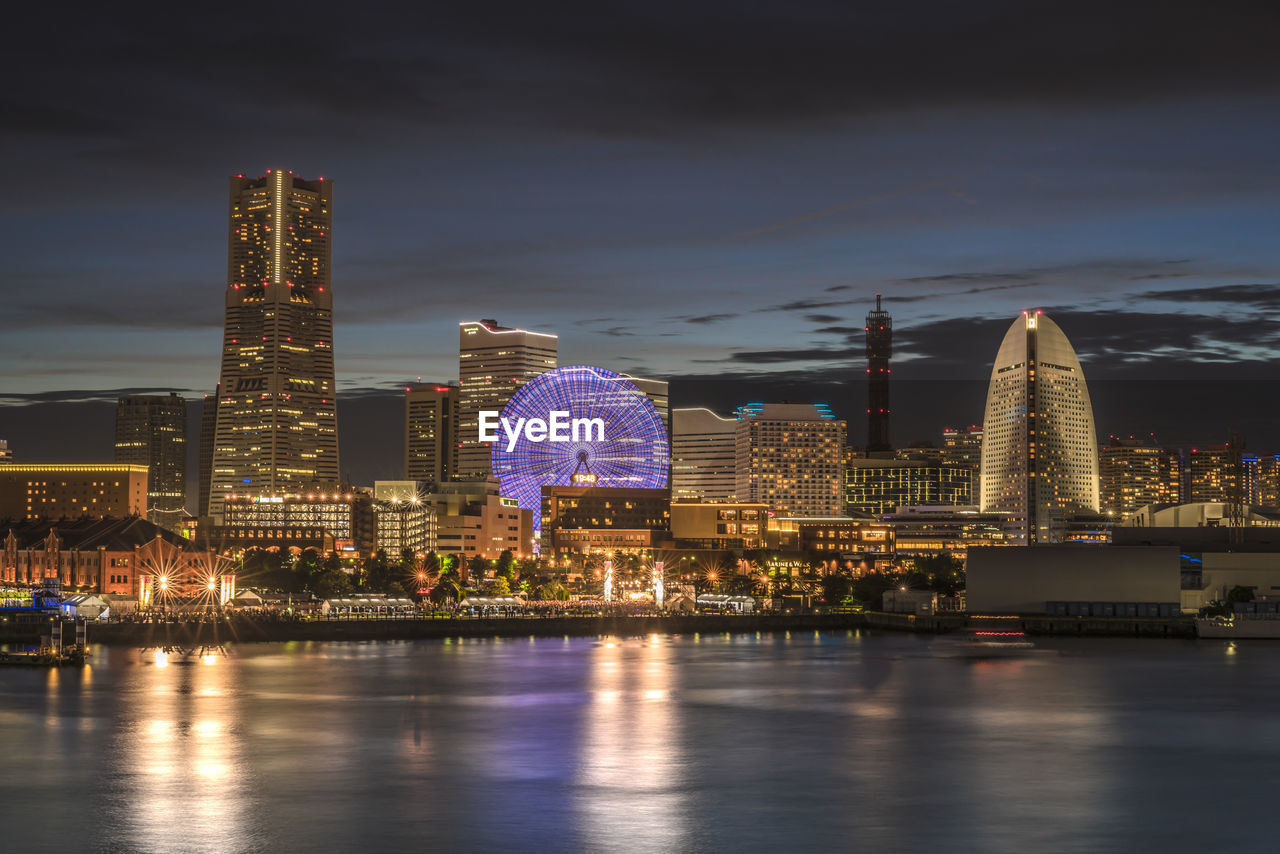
[0,440,12,463]
[734,403,846,516]
[114,393,187,529]
[208,170,339,521]
[1099,436,1182,519]
[405,383,459,484]
[198,387,217,517]
[457,319,557,478]
[865,294,892,452]
[979,312,1099,544]
[672,407,737,500]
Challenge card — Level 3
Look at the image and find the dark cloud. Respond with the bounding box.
[0,388,199,406]
[10,0,1280,155]
[891,310,1280,380]
[1136,283,1280,310]
[683,313,740,324]
[758,298,858,313]
[805,313,845,323]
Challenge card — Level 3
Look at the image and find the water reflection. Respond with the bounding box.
[576,636,687,853]
[116,650,254,853]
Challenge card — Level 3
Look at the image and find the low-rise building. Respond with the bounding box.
[883,505,1011,559]
[669,500,768,550]
[1,516,222,596]
[966,545,1180,615]
[0,464,149,520]
[541,486,670,556]
[426,479,533,560]
[768,516,894,566]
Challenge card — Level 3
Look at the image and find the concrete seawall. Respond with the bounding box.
[0,612,1200,646]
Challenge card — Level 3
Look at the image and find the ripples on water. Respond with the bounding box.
[0,632,1274,853]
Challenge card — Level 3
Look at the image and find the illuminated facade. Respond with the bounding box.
[541,486,670,554]
[669,501,768,550]
[1,516,216,595]
[457,319,557,478]
[222,489,373,555]
[671,408,737,500]
[405,383,459,484]
[843,459,972,516]
[979,312,1099,544]
[1099,437,1183,520]
[1188,445,1258,505]
[209,171,339,521]
[734,403,845,517]
[941,425,983,497]
[114,393,187,530]
[0,465,148,520]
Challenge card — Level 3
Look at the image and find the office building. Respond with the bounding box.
[671,408,737,500]
[1188,445,1258,505]
[222,488,374,556]
[114,393,187,530]
[0,465,148,520]
[372,489,436,557]
[425,479,533,563]
[865,294,892,452]
[1099,436,1183,520]
[941,425,983,496]
[669,500,769,550]
[844,458,972,516]
[979,312,1099,544]
[734,403,846,517]
[541,486,671,554]
[0,440,12,463]
[457,319,557,478]
[882,505,1011,559]
[208,170,339,521]
[405,383,459,484]
[198,388,217,517]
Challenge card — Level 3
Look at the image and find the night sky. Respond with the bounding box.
[6,1,1280,495]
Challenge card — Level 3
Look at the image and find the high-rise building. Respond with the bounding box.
[671,408,737,500]
[865,294,892,452]
[1099,436,1182,519]
[198,388,218,517]
[979,312,1099,544]
[1257,455,1280,506]
[1188,445,1258,505]
[734,403,846,517]
[114,393,187,529]
[941,425,983,496]
[405,383,459,484]
[625,375,670,434]
[844,459,972,516]
[0,440,12,463]
[457,320,557,479]
[208,170,339,521]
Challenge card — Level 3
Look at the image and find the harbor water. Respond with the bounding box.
[0,632,1274,853]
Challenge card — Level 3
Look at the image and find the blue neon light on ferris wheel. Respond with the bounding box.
[491,366,669,540]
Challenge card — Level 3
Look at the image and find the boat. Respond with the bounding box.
[932,626,1042,659]
[0,646,87,667]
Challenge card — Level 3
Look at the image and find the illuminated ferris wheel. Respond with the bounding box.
[491,366,669,538]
